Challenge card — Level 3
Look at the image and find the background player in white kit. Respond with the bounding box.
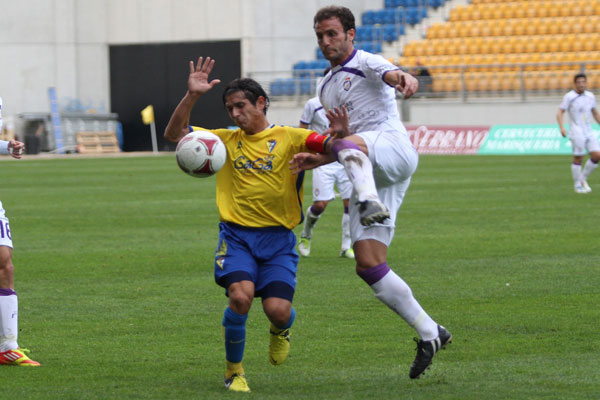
[557,73,600,193]
[297,92,354,259]
[291,6,451,379]
[0,97,39,366]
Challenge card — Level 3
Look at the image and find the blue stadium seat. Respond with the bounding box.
[383,24,404,42]
[362,10,376,25]
[283,78,295,96]
[406,8,419,25]
[270,79,284,96]
[293,61,310,78]
[299,77,313,95]
[373,9,386,25]
[384,0,396,8]
[316,48,325,60]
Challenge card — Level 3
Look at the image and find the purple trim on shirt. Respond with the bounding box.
[357,262,390,286]
[382,69,401,88]
[0,288,17,296]
[341,49,358,67]
[315,106,323,112]
[340,67,366,78]
[300,120,311,125]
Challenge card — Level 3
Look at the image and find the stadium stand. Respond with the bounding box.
[394,0,600,95]
[270,0,445,98]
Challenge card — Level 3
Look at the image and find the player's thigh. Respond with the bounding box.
[254,230,298,302]
[569,132,586,156]
[312,164,337,201]
[214,223,259,290]
[585,135,600,155]
[357,130,418,187]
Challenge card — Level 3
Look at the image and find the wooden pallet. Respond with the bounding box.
[76,131,120,153]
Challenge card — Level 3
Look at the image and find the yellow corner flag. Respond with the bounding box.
[141,105,155,125]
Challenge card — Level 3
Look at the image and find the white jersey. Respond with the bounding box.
[0,96,3,133]
[300,97,329,135]
[0,97,8,155]
[559,90,597,135]
[317,49,403,134]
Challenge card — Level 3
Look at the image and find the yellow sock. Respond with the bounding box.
[225,361,244,379]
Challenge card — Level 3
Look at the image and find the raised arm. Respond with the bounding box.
[164,57,221,142]
[383,69,419,99]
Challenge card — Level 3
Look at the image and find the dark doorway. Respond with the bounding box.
[110,41,241,151]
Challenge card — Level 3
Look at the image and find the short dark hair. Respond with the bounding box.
[314,6,355,32]
[222,78,270,115]
[574,73,587,83]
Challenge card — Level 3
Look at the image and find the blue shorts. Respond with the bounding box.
[214,222,299,301]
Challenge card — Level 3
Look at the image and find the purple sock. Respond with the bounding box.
[357,262,390,286]
[309,205,323,216]
[344,205,349,213]
[0,288,16,296]
[331,139,361,162]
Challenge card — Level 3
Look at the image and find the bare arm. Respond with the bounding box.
[383,69,419,99]
[557,108,567,137]
[164,57,221,143]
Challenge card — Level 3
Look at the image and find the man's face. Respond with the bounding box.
[224,91,264,132]
[314,17,355,65]
[574,77,587,93]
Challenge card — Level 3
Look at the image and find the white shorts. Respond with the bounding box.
[569,129,600,156]
[312,162,353,201]
[349,127,419,246]
[0,201,13,248]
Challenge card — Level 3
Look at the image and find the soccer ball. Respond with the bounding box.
[175,131,227,178]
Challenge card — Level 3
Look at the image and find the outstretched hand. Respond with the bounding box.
[396,71,419,99]
[188,57,221,96]
[7,139,24,159]
[289,152,328,175]
[323,106,351,138]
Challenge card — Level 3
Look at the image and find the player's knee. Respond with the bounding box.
[263,299,292,326]
[228,291,253,315]
[0,250,13,273]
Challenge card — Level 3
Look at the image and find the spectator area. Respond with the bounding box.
[393,0,600,93]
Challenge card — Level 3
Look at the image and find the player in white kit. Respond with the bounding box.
[0,97,39,366]
[557,73,600,193]
[290,6,451,379]
[297,95,354,259]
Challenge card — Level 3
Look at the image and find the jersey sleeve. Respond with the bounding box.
[559,93,570,110]
[300,100,314,126]
[288,127,330,154]
[363,53,399,88]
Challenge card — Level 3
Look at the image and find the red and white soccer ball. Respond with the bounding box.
[175,131,227,178]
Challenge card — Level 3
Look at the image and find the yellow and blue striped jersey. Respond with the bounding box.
[191,125,327,229]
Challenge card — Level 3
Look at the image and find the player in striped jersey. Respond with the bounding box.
[0,97,40,366]
[557,73,600,193]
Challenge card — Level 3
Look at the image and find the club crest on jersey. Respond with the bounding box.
[237,141,243,149]
[267,140,277,153]
[343,77,352,91]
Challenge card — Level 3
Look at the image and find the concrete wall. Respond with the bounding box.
[0,0,380,117]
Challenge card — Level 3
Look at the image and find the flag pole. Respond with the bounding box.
[150,120,158,155]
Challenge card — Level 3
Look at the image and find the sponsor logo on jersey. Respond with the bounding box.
[234,155,274,172]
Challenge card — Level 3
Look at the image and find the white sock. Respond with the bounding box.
[341,212,351,250]
[337,149,378,202]
[0,292,18,352]
[301,207,321,239]
[571,163,583,184]
[582,159,598,180]
[371,270,438,341]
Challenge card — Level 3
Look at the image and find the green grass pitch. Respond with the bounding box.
[2,154,599,399]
